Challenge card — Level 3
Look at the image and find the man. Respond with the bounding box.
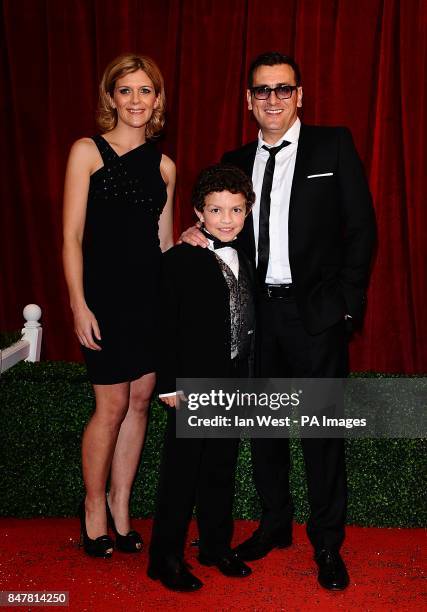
[181,51,376,590]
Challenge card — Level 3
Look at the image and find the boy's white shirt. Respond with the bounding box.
[159,239,239,398]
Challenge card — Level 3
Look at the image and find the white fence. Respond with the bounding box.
[0,304,42,374]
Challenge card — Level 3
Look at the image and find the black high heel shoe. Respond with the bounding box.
[78,500,114,558]
[106,497,143,553]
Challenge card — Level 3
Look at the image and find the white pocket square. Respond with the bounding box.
[307,172,334,178]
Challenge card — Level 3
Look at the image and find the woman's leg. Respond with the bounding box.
[108,372,156,534]
[82,382,130,539]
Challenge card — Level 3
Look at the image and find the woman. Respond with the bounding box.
[63,54,175,558]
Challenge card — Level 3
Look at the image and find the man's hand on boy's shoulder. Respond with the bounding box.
[177,222,209,247]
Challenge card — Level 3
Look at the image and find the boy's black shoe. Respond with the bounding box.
[234,527,292,561]
[147,556,203,591]
[198,550,252,577]
[315,549,349,590]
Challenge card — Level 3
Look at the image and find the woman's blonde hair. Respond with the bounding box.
[97,53,165,139]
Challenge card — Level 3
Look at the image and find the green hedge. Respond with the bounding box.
[0,362,425,526]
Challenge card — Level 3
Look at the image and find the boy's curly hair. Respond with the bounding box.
[192,164,256,212]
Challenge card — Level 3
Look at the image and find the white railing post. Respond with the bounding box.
[22,304,42,362]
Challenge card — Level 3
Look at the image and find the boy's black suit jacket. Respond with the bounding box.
[222,124,377,335]
[157,243,255,395]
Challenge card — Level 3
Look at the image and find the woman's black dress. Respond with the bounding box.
[81,135,167,384]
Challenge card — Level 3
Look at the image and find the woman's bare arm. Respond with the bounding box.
[62,138,102,350]
[158,154,176,252]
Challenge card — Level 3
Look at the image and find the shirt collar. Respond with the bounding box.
[257,117,301,150]
[206,238,215,252]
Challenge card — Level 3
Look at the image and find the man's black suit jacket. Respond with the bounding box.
[157,243,255,394]
[222,124,376,335]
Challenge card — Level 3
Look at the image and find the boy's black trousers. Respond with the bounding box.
[149,358,248,562]
[149,418,239,561]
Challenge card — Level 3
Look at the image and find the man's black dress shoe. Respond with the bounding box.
[198,550,252,577]
[147,557,203,592]
[315,549,350,590]
[234,527,292,561]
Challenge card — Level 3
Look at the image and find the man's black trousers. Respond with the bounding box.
[253,294,349,552]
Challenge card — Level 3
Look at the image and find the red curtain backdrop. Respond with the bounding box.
[1,0,426,373]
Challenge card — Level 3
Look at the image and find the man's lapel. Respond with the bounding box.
[289,123,310,216]
[239,142,257,177]
[237,142,257,262]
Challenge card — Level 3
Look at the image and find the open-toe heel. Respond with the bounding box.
[106,497,143,553]
[78,500,114,558]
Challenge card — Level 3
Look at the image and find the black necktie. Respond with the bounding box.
[257,140,291,283]
[201,228,238,250]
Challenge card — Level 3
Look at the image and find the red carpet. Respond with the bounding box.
[0,519,425,611]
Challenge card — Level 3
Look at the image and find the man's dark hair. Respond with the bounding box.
[192,164,255,212]
[247,51,301,88]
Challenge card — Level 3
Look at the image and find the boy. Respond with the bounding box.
[148,164,256,591]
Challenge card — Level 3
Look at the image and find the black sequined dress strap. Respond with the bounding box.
[91,135,117,165]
